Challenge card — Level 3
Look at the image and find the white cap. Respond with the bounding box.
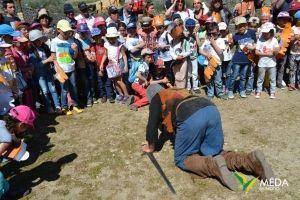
[218,22,227,30]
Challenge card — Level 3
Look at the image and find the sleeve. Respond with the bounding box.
[0,126,12,143]
[146,94,162,145]
[273,38,279,49]
[137,63,146,73]
[50,38,57,53]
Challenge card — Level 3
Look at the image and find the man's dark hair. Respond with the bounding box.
[2,0,14,9]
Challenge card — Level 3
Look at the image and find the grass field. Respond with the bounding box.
[2,89,300,200]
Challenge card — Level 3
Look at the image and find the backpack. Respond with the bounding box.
[132,0,144,14]
[128,60,143,83]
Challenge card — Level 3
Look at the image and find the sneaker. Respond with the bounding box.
[255,92,261,99]
[227,91,234,99]
[116,95,123,102]
[270,93,276,99]
[87,99,93,107]
[246,90,252,95]
[109,97,115,103]
[125,95,135,106]
[288,84,296,91]
[93,98,99,104]
[277,83,285,90]
[121,96,130,104]
[101,97,107,103]
[240,91,247,98]
[129,104,138,111]
[73,106,83,113]
[193,89,201,94]
[62,108,72,116]
[219,94,228,100]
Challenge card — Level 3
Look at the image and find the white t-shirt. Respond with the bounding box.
[170,39,191,60]
[175,9,194,22]
[104,42,123,63]
[200,38,225,65]
[157,31,172,62]
[256,37,279,68]
[220,36,233,62]
[134,62,149,83]
[51,37,76,73]
[126,36,143,58]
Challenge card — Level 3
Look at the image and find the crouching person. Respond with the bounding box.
[127,49,154,111]
[141,84,274,191]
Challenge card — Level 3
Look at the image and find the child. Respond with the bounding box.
[228,16,256,99]
[185,18,200,94]
[127,48,153,111]
[51,20,83,115]
[100,27,130,103]
[149,58,172,88]
[288,11,300,90]
[90,27,115,103]
[218,22,233,93]
[255,23,279,99]
[76,23,98,107]
[28,29,61,113]
[199,22,227,100]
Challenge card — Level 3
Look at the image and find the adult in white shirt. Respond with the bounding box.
[165,0,194,21]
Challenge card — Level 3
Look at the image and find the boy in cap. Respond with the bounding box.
[227,16,256,99]
[255,23,279,99]
[185,18,200,93]
[127,48,154,111]
[51,20,83,115]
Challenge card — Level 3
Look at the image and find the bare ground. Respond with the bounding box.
[2,89,300,200]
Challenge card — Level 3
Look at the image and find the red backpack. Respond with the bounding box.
[132,0,144,14]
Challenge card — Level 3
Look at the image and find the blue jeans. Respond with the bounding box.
[174,106,224,170]
[246,64,255,92]
[228,63,249,93]
[86,63,98,102]
[37,73,60,111]
[222,61,232,91]
[98,71,115,98]
[207,66,223,97]
[60,71,79,109]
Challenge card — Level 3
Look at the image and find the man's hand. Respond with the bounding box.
[141,142,155,154]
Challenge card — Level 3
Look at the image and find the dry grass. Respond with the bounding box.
[2,89,300,200]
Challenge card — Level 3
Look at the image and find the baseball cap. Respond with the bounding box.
[127,22,137,29]
[78,2,89,11]
[108,6,119,14]
[260,24,272,33]
[248,17,260,24]
[277,11,291,19]
[57,19,73,32]
[141,16,152,27]
[185,18,196,27]
[105,27,119,38]
[0,24,21,37]
[93,16,106,27]
[9,105,36,128]
[76,23,90,33]
[234,16,247,26]
[29,29,46,42]
[91,27,101,37]
[141,48,154,56]
[218,22,227,30]
[64,3,74,13]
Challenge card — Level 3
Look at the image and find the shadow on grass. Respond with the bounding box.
[3,153,77,200]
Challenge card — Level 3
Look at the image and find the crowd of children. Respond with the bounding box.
[0,0,299,117]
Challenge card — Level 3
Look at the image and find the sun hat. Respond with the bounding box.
[93,16,106,27]
[29,29,46,42]
[90,27,101,37]
[218,22,227,30]
[260,24,272,33]
[37,8,49,19]
[146,84,164,102]
[185,18,196,27]
[64,3,74,13]
[57,19,73,32]
[76,23,90,33]
[234,16,247,26]
[141,48,154,56]
[248,17,260,24]
[9,105,36,128]
[105,27,119,38]
[0,24,21,37]
[277,11,291,19]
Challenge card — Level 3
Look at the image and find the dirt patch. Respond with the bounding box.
[3,90,300,199]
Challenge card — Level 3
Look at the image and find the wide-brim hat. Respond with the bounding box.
[105,27,119,38]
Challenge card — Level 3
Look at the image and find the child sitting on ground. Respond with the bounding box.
[127,48,154,111]
[255,23,279,99]
[149,59,172,88]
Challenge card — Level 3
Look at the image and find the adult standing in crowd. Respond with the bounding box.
[64,3,77,29]
[2,0,20,28]
[119,0,137,25]
[75,2,95,30]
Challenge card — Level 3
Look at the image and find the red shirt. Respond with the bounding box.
[91,43,107,69]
